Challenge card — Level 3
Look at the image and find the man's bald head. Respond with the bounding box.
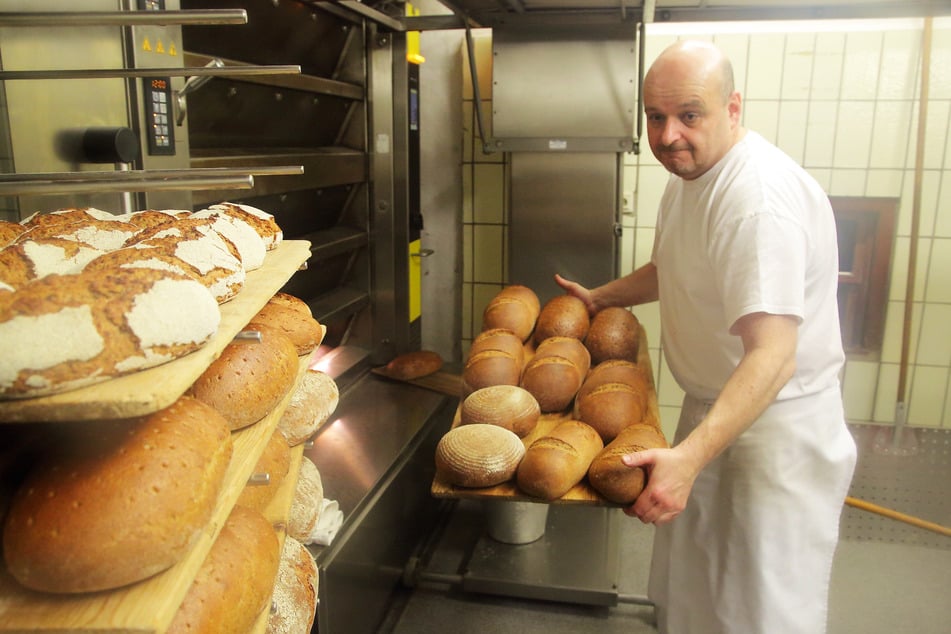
[647,40,735,106]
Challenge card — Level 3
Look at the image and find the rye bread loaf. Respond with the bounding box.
[383,350,444,380]
[0,266,220,399]
[247,301,324,357]
[519,354,584,413]
[166,504,280,634]
[277,369,339,446]
[267,291,313,317]
[113,209,180,230]
[187,324,299,430]
[469,328,526,365]
[0,237,103,289]
[0,220,27,248]
[496,284,541,315]
[587,423,669,505]
[1,396,233,593]
[191,207,268,271]
[516,420,603,501]
[482,287,539,342]
[460,385,540,437]
[21,217,139,252]
[585,307,640,365]
[462,349,522,398]
[20,207,116,230]
[435,424,525,488]
[236,431,292,513]
[575,382,648,442]
[267,535,318,634]
[533,294,590,345]
[206,202,283,250]
[578,359,652,402]
[534,336,591,376]
[287,455,324,542]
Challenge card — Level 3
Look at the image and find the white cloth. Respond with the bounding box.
[648,131,857,633]
[306,498,343,546]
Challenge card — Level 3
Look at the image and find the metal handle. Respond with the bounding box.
[0,174,254,196]
[0,10,248,27]
[411,248,435,258]
[176,58,225,126]
[0,65,300,81]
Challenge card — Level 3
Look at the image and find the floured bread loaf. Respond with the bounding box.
[206,202,283,250]
[0,267,220,399]
[267,536,318,634]
[2,396,233,593]
[21,217,139,252]
[0,237,103,289]
[278,369,338,446]
[192,207,268,271]
[125,218,246,303]
[435,424,525,488]
[20,207,116,231]
[0,220,27,247]
[166,505,280,634]
[83,244,200,284]
[237,431,292,513]
[188,324,299,429]
[287,455,324,542]
[247,301,324,357]
[113,209,180,230]
[460,385,540,437]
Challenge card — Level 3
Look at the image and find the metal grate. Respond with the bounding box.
[841,424,951,550]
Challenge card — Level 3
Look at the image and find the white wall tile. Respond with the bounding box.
[945,370,951,429]
[462,165,473,223]
[782,33,816,100]
[907,365,948,427]
[634,299,662,351]
[841,30,883,100]
[935,170,951,237]
[712,33,750,96]
[842,360,880,421]
[864,169,904,198]
[924,237,951,303]
[813,31,846,100]
[833,100,875,168]
[869,100,914,169]
[929,24,951,100]
[746,34,785,100]
[462,223,472,281]
[923,100,950,170]
[743,100,780,145]
[878,29,921,101]
[657,352,685,410]
[634,226,657,271]
[634,165,667,229]
[472,224,503,283]
[915,302,951,366]
[802,100,835,166]
[829,169,867,196]
[472,163,504,223]
[872,362,899,423]
[462,100,473,163]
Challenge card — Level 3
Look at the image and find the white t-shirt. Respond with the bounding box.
[652,130,844,401]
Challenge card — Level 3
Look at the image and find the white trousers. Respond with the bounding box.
[648,387,857,634]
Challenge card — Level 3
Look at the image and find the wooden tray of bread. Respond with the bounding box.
[0,351,316,633]
[431,322,662,507]
[0,240,312,423]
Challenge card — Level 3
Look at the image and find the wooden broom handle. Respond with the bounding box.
[845,496,951,538]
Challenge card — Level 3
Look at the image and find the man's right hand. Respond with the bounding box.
[554,274,598,315]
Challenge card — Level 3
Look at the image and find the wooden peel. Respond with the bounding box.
[370,367,463,398]
[845,496,951,538]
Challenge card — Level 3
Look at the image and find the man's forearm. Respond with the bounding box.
[591,262,659,310]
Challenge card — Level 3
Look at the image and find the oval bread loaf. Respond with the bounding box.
[482,294,537,342]
[278,369,339,446]
[462,349,522,398]
[287,455,324,542]
[0,237,103,289]
[496,284,541,315]
[469,328,526,365]
[206,201,283,250]
[585,307,640,365]
[383,350,444,380]
[267,535,318,634]
[516,420,603,501]
[578,360,652,402]
[188,324,299,430]
[534,336,591,376]
[166,505,280,634]
[519,354,583,413]
[533,294,590,345]
[0,266,220,399]
[575,382,647,443]
[435,424,525,488]
[460,385,541,437]
[247,301,324,357]
[2,396,233,593]
[587,423,669,505]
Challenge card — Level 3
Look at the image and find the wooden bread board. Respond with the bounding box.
[0,240,312,423]
[370,367,463,398]
[0,353,316,634]
[430,325,662,507]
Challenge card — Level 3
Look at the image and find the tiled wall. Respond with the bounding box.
[462,17,951,435]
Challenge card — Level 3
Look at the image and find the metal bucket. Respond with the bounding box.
[483,499,550,544]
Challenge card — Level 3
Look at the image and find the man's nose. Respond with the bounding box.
[659,118,682,145]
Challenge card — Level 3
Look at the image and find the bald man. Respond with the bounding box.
[557,40,856,633]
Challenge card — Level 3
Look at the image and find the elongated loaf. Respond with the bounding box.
[278,369,339,446]
[587,423,669,505]
[383,350,444,380]
[516,420,603,501]
[533,294,589,345]
[2,396,233,593]
[519,354,583,413]
[575,382,648,443]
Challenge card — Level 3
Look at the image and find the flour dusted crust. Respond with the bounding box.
[113,209,180,230]
[166,505,280,634]
[0,267,220,399]
[287,455,324,541]
[0,220,27,248]
[20,207,116,230]
[82,244,200,283]
[435,424,525,488]
[207,201,283,250]
[277,369,339,446]
[1,396,234,593]
[20,217,140,252]
[0,237,103,289]
[267,536,318,634]
[192,207,268,271]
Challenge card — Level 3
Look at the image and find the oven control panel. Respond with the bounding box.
[143,77,174,155]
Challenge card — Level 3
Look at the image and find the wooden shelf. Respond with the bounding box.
[430,325,662,507]
[0,240,312,423]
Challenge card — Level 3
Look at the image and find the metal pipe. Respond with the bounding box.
[0,165,303,182]
[0,65,301,81]
[0,175,254,196]
[0,9,248,27]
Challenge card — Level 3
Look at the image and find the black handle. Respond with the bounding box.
[81,126,139,164]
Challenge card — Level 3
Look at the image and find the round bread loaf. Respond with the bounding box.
[0,237,103,289]
[0,220,26,247]
[278,369,339,446]
[0,266,221,399]
[587,423,669,505]
[519,354,583,413]
[188,325,299,430]
[166,504,280,634]
[534,294,590,344]
[577,360,652,403]
[482,295,537,342]
[516,420,603,501]
[575,382,647,443]
[191,207,268,271]
[2,396,233,593]
[288,456,324,542]
[206,202,283,250]
[20,207,115,230]
[268,291,312,317]
[267,535,318,634]
[462,349,522,398]
[496,284,541,316]
[469,328,526,364]
[585,307,640,365]
[236,431,292,512]
[383,350,444,380]
[247,302,324,357]
[113,209,180,230]
[435,424,525,488]
[460,385,541,437]
[534,336,591,376]
[22,216,139,252]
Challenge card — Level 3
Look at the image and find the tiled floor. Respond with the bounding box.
[379,425,951,634]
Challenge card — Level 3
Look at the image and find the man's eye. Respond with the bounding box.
[682,113,699,123]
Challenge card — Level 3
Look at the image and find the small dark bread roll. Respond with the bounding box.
[519,354,583,413]
[588,423,669,505]
[534,294,590,345]
[585,307,641,365]
[516,420,603,501]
